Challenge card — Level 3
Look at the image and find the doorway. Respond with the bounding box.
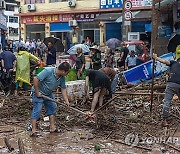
[84,30,94,43]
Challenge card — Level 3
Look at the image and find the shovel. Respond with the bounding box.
[42,95,86,115]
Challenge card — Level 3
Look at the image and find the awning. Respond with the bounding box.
[50,22,72,32]
[116,11,151,23]
[94,13,122,22]
[133,10,152,20]
[155,0,175,9]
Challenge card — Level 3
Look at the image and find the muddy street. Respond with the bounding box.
[0,82,180,154]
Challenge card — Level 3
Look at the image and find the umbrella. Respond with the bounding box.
[67,44,90,54]
[44,37,64,52]
[167,33,180,52]
[106,38,121,50]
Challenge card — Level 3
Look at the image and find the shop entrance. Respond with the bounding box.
[83,30,94,43]
[26,24,45,40]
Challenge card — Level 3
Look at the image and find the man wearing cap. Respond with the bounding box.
[153,53,180,127]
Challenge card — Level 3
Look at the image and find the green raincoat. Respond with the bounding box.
[15,51,39,87]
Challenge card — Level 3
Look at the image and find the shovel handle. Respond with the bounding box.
[42,95,86,115]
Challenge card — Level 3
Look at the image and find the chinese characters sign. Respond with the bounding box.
[131,0,152,7]
[100,0,123,9]
[22,15,59,24]
[59,13,100,22]
[100,0,152,9]
[22,13,99,24]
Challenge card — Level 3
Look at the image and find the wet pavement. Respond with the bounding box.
[0,123,180,154]
[0,124,144,154]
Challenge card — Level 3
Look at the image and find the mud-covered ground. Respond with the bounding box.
[0,79,180,153]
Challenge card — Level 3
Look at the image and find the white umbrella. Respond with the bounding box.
[67,44,90,54]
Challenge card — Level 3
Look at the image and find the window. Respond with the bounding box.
[6,4,14,11]
[49,0,67,3]
[25,0,45,4]
[9,16,18,23]
[9,27,18,36]
[36,0,45,3]
[49,0,60,3]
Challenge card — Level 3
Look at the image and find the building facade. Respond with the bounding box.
[4,0,20,41]
[18,0,102,45]
[0,0,7,49]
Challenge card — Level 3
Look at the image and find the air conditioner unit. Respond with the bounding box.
[68,0,76,7]
[0,0,6,10]
[69,20,78,27]
[27,4,36,11]
[128,32,140,41]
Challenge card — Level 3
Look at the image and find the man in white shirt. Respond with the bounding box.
[125,50,138,70]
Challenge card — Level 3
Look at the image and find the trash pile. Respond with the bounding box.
[0,74,179,153]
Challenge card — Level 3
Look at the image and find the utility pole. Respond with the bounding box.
[150,0,160,113]
[122,0,132,41]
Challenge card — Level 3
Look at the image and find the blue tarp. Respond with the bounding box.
[50,22,72,32]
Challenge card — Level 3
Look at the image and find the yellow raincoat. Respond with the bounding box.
[15,51,39,87]
[176,45,180,60]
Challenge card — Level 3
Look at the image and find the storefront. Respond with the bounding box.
[20,12,100,45]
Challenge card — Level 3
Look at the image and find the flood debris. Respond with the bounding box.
[0,74,179,153]
[4,137,14,152]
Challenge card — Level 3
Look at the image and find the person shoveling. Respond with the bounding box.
[30,62,71,137]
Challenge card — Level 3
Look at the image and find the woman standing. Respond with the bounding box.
[89,45,102,70]
[75,47,85,80]
[103,48,114,68]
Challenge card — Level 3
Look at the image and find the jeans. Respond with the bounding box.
[162,82,180,119]
[31,93,57,120]
[111,73,119,94]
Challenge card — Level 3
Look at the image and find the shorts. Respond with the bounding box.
[31,93,57,120]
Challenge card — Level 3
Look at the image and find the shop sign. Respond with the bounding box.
[131,0,152,8]
[21,14,59,24]
[59,13,100,22]
[177,0,180,19]
[100,0,151,9]
[100,0,123,9]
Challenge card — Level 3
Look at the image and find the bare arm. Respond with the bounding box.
[61,88,70,106]
[153,53,170,65]
[33,77,42,97]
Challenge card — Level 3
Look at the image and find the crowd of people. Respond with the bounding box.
[0,37,179,137]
